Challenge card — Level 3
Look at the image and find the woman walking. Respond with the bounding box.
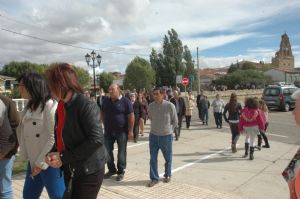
[239,97,265,160]
[45,63,107,199]
[17,73,65,199]
[223,93,242,153]
[184,90,195,129]
[257,100,270,149]
[211,94,225,128]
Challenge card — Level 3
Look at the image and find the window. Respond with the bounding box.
[264,88,280,96]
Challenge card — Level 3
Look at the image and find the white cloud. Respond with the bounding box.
[0,0,300,72]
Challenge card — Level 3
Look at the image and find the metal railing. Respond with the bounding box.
[12,99,28,112]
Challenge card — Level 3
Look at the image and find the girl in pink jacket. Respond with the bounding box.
[239,97,265,160]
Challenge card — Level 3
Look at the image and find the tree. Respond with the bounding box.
[241,61,256,70]
[98,72,114,92]
[216,69,271,89]
[0,61,47,77]
[73,66,91,88]
[124,57,155,90]
[150,29,184,87]
[182,45,197,90]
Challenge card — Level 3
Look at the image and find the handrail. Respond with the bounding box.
[12,98,28,112]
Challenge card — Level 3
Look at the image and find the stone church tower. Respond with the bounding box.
[272,33,294,68]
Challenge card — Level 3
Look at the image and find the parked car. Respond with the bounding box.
[262,85,299,111]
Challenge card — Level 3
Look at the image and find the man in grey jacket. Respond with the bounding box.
[0,94,20,199]
[147,87,178,187]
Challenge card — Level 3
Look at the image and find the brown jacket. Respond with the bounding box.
[0,94,20,158]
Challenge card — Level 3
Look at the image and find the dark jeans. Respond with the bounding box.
[133,119,140,141]
[185,115,191,128]
[175,115,183,139]
[104,132,127,175]
[229,123,240,144]
[201,109,208,124]
[213,112,223,127]
[197,107,202,121]
[63,168,104,199]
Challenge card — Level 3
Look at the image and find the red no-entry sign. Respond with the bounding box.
[182,77,189,86]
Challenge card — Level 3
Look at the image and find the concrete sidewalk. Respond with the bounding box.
[12,170,243,199]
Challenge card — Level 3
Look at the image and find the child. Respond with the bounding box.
[239,97,265,160]
[257,100,270,149]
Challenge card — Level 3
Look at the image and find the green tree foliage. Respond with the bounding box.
[124,57,155,90]
[0,61,91,89]
[182,45,197,90]
[73,66,91,88]
[216,69,271,89]
[0,61,47,77]
[98,72,114,92]
[150,29,185,87]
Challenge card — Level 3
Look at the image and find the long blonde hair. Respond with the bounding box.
[258,100,268,112]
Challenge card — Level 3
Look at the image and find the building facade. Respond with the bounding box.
[271,33,294,68]
[264,68,300,84]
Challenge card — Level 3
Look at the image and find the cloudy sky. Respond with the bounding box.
[0,0,300,74]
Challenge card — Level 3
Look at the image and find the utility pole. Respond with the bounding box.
[197,47,200,94]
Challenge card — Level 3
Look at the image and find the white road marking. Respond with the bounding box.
[268,133,288,138]
[159,146,231,177]
[113,141,148,151]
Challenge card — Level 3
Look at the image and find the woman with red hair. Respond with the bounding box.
[45,63,107,199]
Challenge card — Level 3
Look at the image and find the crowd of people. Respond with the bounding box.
[0,63,299,198]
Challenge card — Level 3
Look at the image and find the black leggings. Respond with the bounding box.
[185,115,191,128]
[229,123,240,144]
[258,122,270,146]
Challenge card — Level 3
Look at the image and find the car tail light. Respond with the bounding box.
[279,94,284,101]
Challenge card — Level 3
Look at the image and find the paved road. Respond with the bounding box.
[13,105,297,199]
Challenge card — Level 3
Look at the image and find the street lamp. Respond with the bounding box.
[196,47,200,94]
[85,50,102,95]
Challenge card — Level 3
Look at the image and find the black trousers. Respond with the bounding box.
[63,167,104,199]
[197,106,202,121]
[229,123,240,144]
[258,122,270,146]
[133,119,140,141]
[185,115,191,128]
[213,112,223,127]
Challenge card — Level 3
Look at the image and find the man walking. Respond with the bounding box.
[170,90,186,141]
[196,90,205,122]
[0,94,20,199]
[147,87,178,187]
[129,93,144,143]
[101,84,134,181]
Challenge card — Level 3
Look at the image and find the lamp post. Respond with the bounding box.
[85,50,102,95]
[197,47,200,94]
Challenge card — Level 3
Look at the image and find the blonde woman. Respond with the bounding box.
[184,90,195,129]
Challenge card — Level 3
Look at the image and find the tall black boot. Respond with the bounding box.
[261,132,270,148]
[257,135,262,151]
[249,147,255,160]
[243,143,249,158]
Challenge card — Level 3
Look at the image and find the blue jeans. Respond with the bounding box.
[104,132,127,175]
[23,162,65,199]
[0,156,15,199]
[149,133,172,181]
[201,109,209,124]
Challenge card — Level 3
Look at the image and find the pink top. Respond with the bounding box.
[260,110,268,123]
[239,107,265,132]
